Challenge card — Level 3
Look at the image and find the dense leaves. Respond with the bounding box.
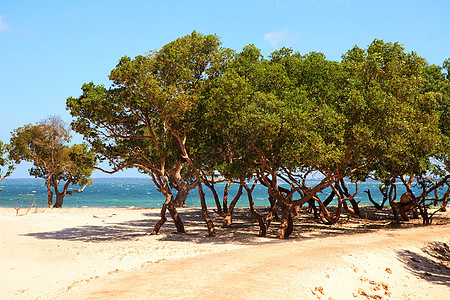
[66,33,449,237]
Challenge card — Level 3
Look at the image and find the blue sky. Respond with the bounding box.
[1,0,449,178]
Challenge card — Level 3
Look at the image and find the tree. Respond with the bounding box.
[67,31,233,236]
[206,45,353,238]
[342,40,444,222]
[8,116,95,207]
[0,141,15,191]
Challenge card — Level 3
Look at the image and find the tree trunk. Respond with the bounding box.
[221,183,243,228]
[205,181,223,215]
[322,190,335,207]
[349,199,361,217]
[439,187,450,212]
[167,200,185,233]
[54,192,65,208]
[152,185,185,235]
[389,197,399,220]
[307,199,319,218]
[151,199,169,235]
[244,182,266,237]
[268,195,279,221]
[276,203,293,239]
[197,181,216,237]
[315,195,343,225]
[339,179,361,218]
[170,161,197,208]
[0,174,7,192]
[46,178,53,207]
[173,187,189,208]
[222,181,231,214]
[264,201,280,235]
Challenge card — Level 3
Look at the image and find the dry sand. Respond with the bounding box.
[0,206,449,299]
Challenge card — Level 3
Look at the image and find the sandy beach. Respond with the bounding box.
[1,206,449,299]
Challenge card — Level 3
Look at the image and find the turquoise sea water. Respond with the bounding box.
[0,177,426,208]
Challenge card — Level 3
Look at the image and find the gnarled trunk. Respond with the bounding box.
[221,182,243,228]
[244,181,266,237]
[197,179,216,236]
[339,179,361,218]
[173,187,189,208]
[151,190,185,235]
[439,187,450,212]
[170,161,198,208]
[276,202,293,239]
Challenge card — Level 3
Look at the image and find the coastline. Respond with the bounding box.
[1,206,449,299]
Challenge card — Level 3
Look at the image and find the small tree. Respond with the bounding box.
[8,116,95,207]
[0,141,15,191]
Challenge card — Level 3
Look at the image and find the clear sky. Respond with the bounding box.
[1,0,449,178]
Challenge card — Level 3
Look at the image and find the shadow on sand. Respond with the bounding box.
[23,206,450,246]
[396,241,450,286]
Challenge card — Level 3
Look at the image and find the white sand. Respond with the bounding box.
[1,206,449,299]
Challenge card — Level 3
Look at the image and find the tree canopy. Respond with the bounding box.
[67,32,450,237]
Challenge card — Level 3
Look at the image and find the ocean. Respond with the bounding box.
[0,177,431,208]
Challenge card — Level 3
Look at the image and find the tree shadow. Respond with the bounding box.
[396,242,450,286]
[23,223,150,242]
[22,206,449,246]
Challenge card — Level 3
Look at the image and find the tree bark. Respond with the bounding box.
[222,183,243,228]
[151,181,185,235]
[170,161,198,207]
[322,190,335,207]
[268,195,279,221]
[46,177,53,207]
[54,192,65,208]
[197,180,216,237]
[173,187,190,208]
[151,199,169,235]
[244,181,266,237]
[264,201,280,235]
[439,187,450,212]
[276,202,293,239]
[204,180,223,215]
[339,179,361,218]
[222,181,231,214]
[167,200,185,233]
[315,194,343,225]
[388,182,400,220]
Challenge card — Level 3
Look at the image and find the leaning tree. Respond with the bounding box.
[8,116,95,207]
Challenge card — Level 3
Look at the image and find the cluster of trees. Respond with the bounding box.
[60,32,449,238]
[1,32,448,237]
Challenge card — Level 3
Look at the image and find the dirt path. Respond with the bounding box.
[60,225,450,300]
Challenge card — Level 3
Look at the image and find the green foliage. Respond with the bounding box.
[68,33,448,219]
[8,116,95,188]
[0,141,15,182]
[342,39,442,180]
[67,31,235,194]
